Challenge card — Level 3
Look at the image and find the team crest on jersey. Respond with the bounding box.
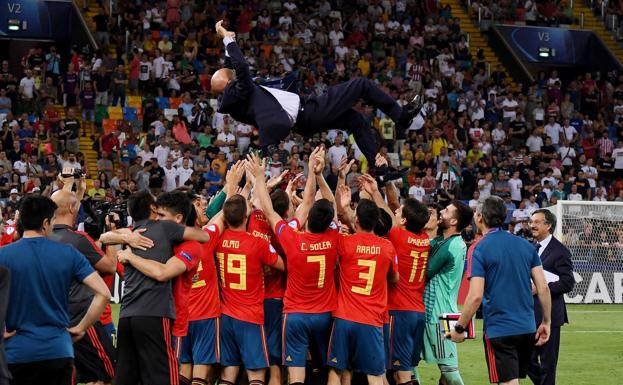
[329,221,337,230]
[180,251,192,262]
[288,220,297,229]
[205,224,216,232]
[6,227,14,235]
[269,244,277,254]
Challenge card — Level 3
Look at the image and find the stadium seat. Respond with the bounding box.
[169,97,182,109]
[123,107,138,121]
[164,108,178,121]
[127,96,142,108]
[102,119,118,134]
[156,97,170,110]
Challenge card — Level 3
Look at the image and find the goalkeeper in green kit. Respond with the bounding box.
[414,201,473,385]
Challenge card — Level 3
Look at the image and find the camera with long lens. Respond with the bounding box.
[83,201,128,239]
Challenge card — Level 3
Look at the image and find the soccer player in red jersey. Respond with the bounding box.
[178,165,245,385]
[216,191,285,385]
[246,148,326,385]
[328,198,399,385]
[247,201,288,385]
[247,150,338,385]
[386,198,431,384]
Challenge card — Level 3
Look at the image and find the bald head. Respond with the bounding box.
[211,68,234,94]
[51,190,79,221]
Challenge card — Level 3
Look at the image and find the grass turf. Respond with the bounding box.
[110,304,623,384]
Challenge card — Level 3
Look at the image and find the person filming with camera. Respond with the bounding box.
[49,169,118,385]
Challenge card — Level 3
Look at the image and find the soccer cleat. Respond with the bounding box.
[397,94,423,130]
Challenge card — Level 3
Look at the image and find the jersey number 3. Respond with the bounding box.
[352,259,376,296]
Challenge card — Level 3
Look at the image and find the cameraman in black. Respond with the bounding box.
[50,171,119,385]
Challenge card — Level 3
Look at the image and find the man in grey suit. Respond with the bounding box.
[528,209,575,385]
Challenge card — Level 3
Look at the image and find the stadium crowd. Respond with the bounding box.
[0,0,622,244]
[0,0,595,385]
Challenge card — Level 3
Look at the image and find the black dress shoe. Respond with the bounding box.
[397,94,424,130]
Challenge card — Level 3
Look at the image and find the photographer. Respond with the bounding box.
[50,177,117,385]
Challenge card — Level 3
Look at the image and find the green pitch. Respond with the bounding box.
[417,304,623,384]
[110,304,623,384]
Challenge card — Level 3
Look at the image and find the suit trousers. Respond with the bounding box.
[296,77,404,164]
[527,326,561,385]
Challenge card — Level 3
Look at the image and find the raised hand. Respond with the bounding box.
[245,153,266,179]
[267,170,289,190]
[338,156,355,179]
[226,160,246,187]
[215,20,226,38]
[358,173,379,196]
[336,184,352,210]
[307,146,321,171]
[313,147,326,175]
[375,153,388,168]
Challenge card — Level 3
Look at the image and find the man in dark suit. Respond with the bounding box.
[528,209,575,385]
[211,21,422,165]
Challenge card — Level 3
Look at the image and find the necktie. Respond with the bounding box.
[534,243,541,252]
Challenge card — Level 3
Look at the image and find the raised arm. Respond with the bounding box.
[216,20,253,97]
[314,148,337,220]
[335,184,356,231]
[359,173,397,227]
[245,153,282,229]
[294,147,321,224]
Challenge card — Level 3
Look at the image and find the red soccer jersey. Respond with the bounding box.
[247,209,291,299]
[188,224,222,321]
[274,219,339,314]
[216,229,279,324]
[387,227,430,312]
[465,235,484,279]
[334,232,398,327]
[0,224,16,246]
[172,241,202,337]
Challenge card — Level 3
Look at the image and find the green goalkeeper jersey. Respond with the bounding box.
[423,234,467,324]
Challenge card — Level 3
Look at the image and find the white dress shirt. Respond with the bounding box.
[536,234,552,257]
[223,36,300,126]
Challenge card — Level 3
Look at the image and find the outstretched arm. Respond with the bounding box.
[216,20,252,97]
[314,148,337,221]
[294,147,321,225]
[359,173,397,227]
[245,153,282,229]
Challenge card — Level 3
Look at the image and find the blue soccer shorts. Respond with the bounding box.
[387,310,426,371]
[219,314,269,370]
[282,312,332,367]
[178,318,220,365]
[264,298,283,366]
[327,318,385,376]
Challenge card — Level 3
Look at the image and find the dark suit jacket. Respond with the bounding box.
[534,236,575,327]
[217,41,292,148]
